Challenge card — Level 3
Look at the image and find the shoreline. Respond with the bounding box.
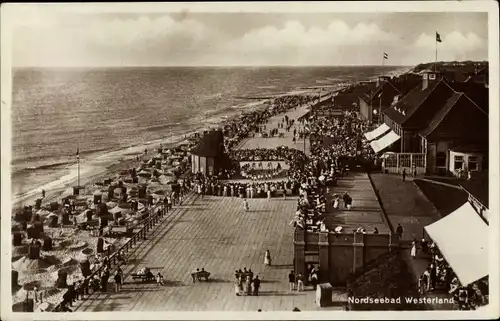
[9,88,324,312]
[10,87,331,209]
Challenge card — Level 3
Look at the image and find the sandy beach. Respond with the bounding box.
[9,87,332,312]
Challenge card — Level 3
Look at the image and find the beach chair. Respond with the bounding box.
[131,271,155,282]
[196,270,211,281]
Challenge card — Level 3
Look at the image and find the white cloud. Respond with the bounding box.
[411,31,486,63]
[10,13,488,67]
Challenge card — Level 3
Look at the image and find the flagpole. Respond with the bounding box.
[435,36,438,73]
[379,53,385,125]
[77,143,80,188]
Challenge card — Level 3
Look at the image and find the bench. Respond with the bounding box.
[195,271,210,281]
[130,273,155,282]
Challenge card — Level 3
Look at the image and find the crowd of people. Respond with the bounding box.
[234,268,260,296]
[229,147,306,163]
[415,239,489,310]
[192,174,302,199]
[220,94,317,152]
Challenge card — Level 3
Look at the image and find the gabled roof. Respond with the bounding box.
[190,130,224,157]
[449,82,489,114]
[382,79,453,127]
[460,171,489,208]
[367,81,401,101]
[419,92,462,137]
[419,86,489,141]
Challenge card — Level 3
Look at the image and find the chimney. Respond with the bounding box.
[376,76,389,88]
[422,71,441,90]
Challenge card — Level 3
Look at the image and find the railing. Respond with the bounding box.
[51,193,193,312]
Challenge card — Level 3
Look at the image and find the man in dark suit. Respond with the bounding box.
[253,275,261,296]
[396,223,404,238]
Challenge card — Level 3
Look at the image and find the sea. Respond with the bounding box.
[10,66,408,202]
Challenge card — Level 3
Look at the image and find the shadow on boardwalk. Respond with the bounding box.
[257,291,308,297]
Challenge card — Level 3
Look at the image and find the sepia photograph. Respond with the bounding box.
[1,2,498,320]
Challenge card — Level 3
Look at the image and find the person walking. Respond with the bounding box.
[288,271,296,291]
[156,272,164,286]
[264,250,272,267]
[410,240,417,259]
[234,277,241,296]
[114,271,122,292]
[238,275,244,294]
[243,199,249,212]
[191,268,199,283]
[245,277,252,296]
[310,270,319,290]
[33,286,40,303]
[402,168,406,182]
[396,223,404,239]
[253,275,261,296]
[296,272,304,292]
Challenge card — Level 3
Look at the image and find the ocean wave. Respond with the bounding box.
[14,161,75,173]
[143,122,183,133]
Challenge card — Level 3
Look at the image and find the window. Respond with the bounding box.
[429,73,436,80]
[468,156,478,171]
[400,154,411,168]
[436,152,446,167]
[454,155,464,170]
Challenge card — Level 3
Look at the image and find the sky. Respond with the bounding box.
[7,6,489,67]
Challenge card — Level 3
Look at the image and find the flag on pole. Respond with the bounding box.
[436,32,442,43]
[383,52,388,59]
[76,148,80,160]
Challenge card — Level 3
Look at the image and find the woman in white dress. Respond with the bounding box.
[234,278,241,296]
[264,250,272,267]
[410,240,417,259]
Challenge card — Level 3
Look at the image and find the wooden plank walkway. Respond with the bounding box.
[324,172,390,234]
[75,195,340,311]
[370,173,441,241]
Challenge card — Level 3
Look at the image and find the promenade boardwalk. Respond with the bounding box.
[238,105,311,155]
[75,195,339,311]
[370,173,441,242]
[325,172,390,234]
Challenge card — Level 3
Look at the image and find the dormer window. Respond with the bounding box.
[429,73,436,80]
[402,110,406,116]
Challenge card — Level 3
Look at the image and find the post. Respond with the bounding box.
[303,124,306,154]
[293,229,306,283]
[318,232,330,283]
[435,39,438,73]
[77,143,80,189]
[380,53,385,125]
[379,95,382,125]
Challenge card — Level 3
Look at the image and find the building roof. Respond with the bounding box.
[449,82,489,114]
[363,77,423,111]
[335,82,377,107]
[382,79,454,127]
[419,88,489,141]
[190,130,224,157]
[449,144,488,153]
[419,92,462,137]
[460,171,489,208]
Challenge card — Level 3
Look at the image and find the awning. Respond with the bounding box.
[364,123,390,141]
[369,130,400,154]
[424,202,489,286]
